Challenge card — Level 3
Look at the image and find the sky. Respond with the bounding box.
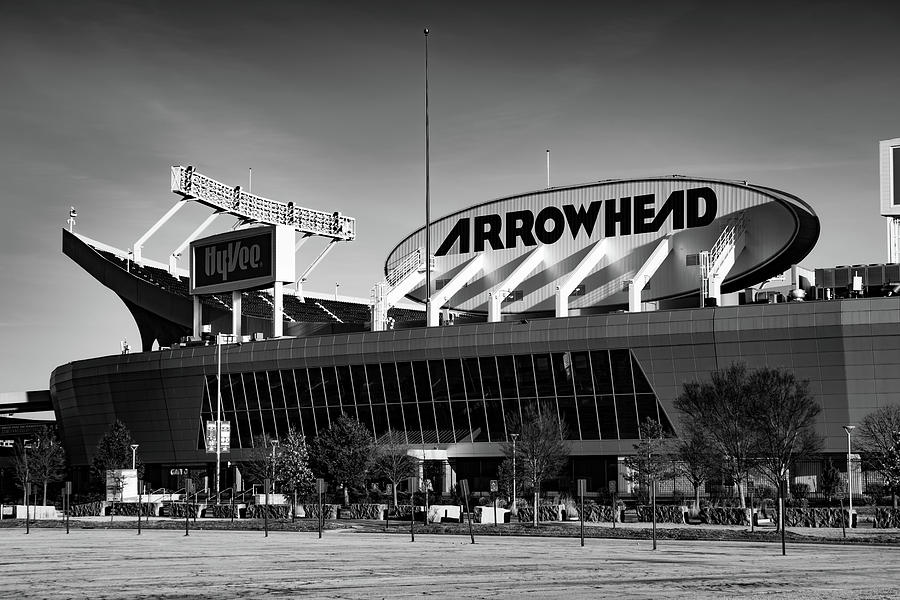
[1,0,899,393]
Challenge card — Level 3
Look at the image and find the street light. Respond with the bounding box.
[130,444,139,470]
[843,425,855,525]
[511,433,519,515]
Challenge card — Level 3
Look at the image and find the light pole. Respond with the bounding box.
[215,333,226,500]
[130,444,139,470]
[511,433,519,514]
[270,439,280,488]
[843,425,855,526]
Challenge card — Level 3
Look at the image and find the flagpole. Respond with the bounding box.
[424,27,431,326]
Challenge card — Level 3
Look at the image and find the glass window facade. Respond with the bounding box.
[199,350,672,448]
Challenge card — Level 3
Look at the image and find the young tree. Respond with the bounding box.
[241,434,281,489]
[372,430,416,507]
[674,363,758,508]
[857,405,900,508]
[673,426,716,511]
[312,414,375,506]
[91,420,141,485]
[819,459,841,504]
[624,418,674,504]
[501,402,569,526]
[26,426,67,506]
[496,456,525,509]
[747,367,822,512]
[279,427,316,511]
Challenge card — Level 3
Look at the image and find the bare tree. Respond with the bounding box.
[857,405,900,508]
[502,402,569,526]
[26,426,67,505]
[373,430,416,507]
[674,363,758,508]
[241,434,281,489]
[748,367,822,495]
[624,418,674,504]
[91,420,141,486]
[673,426,716,512]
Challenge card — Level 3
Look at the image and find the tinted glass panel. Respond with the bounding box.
[552,353,575,397]
[419,401,437,437]
[631,355,654,394]
[300,408,316,438]
[596,395,618,439]
[497,356,518,399]
[557,396,580,440]
[516,355,538,397]
[610,349,634,394]
[484,400,505,442]
[269,371,287,410]
[327,406,343,424]
[445,359,466,401]
[397,363,416,403]
[571,351,593,396]
[403,403,421,443]
[314,406,329,430]
[577,396,600,439]
[243,373,259,411]
[533,354,555,397]
[281,370,299,411]
[372,403,388,437]
[336,366,353,405]
[295,369,312,408]
[451,399,472,441]
[255,372,273,410]
[590,351,613,395]
[356,404,374,435]
[462,358,483,399]
[351,364,369,404]
[366,364,384,403]
[434,401,454,443]
[261,407,278,438]
[469,397,489,442]
[636,393,659,426]
[428,360,449,402]
[615,394,639,439]
[387,404,406,440]
[322,367,340,406]
[246,408,263,442]
[382,363,400,403]
[479,357,500,399]
[308,368,326,407]
[413,361,432,403]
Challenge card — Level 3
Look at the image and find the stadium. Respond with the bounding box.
[13,138,897,500]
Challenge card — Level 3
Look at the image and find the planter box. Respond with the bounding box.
[427,504,461,523]
[474,506,508,524]
[15,505,58,520]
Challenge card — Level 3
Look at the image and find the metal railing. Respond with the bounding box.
[171,165,356,240]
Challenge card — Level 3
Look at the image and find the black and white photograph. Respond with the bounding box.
[1,1,899,598]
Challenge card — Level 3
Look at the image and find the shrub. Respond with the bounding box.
[790,482,810,501]
[245,504,290,519]
[70,501,103,517]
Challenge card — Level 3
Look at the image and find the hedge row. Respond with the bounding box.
[699,507,750,525]
[70,501,103,517]
[166,503,199,518]
[245,505,290,519]
[636,505,687,524]
[106,503,156,517]
[205,504,240,518]
[346,503,387,519]
[872,508,900,528]
[298,504,340,520]
[775,507,849,528]
[517,505,564,522]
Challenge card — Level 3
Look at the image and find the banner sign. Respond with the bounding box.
[204,421,231,453]
[190,225,295,295]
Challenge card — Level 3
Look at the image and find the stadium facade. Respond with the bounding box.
[47,169,900,495]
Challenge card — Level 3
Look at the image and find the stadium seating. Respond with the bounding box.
[89,244,445,326]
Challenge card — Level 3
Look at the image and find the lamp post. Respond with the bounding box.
[843,425,855,526]
[511,433,519,515]
[215,333,223,500]
[130,444,139,470]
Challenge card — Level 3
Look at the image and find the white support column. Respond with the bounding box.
[555,239,608,318]
[169,212,219,274]
[192,296,202,338]
[628,236,672,312]
[486,246,545,323]
[273,281,283,337]
[889,217,900,264]
[232,291,242,338]
[427,254,485,327]
[133,199,187,265]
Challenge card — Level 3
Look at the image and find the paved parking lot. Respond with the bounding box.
[2,527,898,599]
